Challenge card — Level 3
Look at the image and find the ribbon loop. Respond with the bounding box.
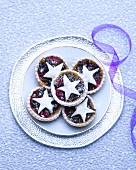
[92,24,132,66]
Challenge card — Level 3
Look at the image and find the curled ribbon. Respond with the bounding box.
[91,24,136,150]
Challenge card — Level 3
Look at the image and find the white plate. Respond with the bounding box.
[9,36,124,148]
[23,46,111,136]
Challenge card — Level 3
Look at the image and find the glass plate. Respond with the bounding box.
[9,36,124,148]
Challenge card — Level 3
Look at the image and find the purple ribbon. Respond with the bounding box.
[91,24,136,150]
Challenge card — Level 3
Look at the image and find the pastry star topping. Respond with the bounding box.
[71,98,95,123]
[43,62,63,79]
[82,66,99,86]
[33,90,54,114]
[58,75,80,101]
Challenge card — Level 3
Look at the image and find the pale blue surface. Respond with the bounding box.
[0,0,136,169]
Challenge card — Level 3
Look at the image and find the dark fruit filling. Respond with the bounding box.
[73,59,103,91]
[54,73,85,102]
[37,56,68,86]
[30,87,60,118]
[64,98,95,123]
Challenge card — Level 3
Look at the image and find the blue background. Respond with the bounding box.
[0,0,136,169]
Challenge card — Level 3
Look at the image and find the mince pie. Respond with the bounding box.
[36,55,68,87]
[62,95,96,127]
[27,87,61,121]
[51,70,87,106]
[72,58,105,94]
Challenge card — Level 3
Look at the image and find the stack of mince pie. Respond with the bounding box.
[27,55,105,127]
